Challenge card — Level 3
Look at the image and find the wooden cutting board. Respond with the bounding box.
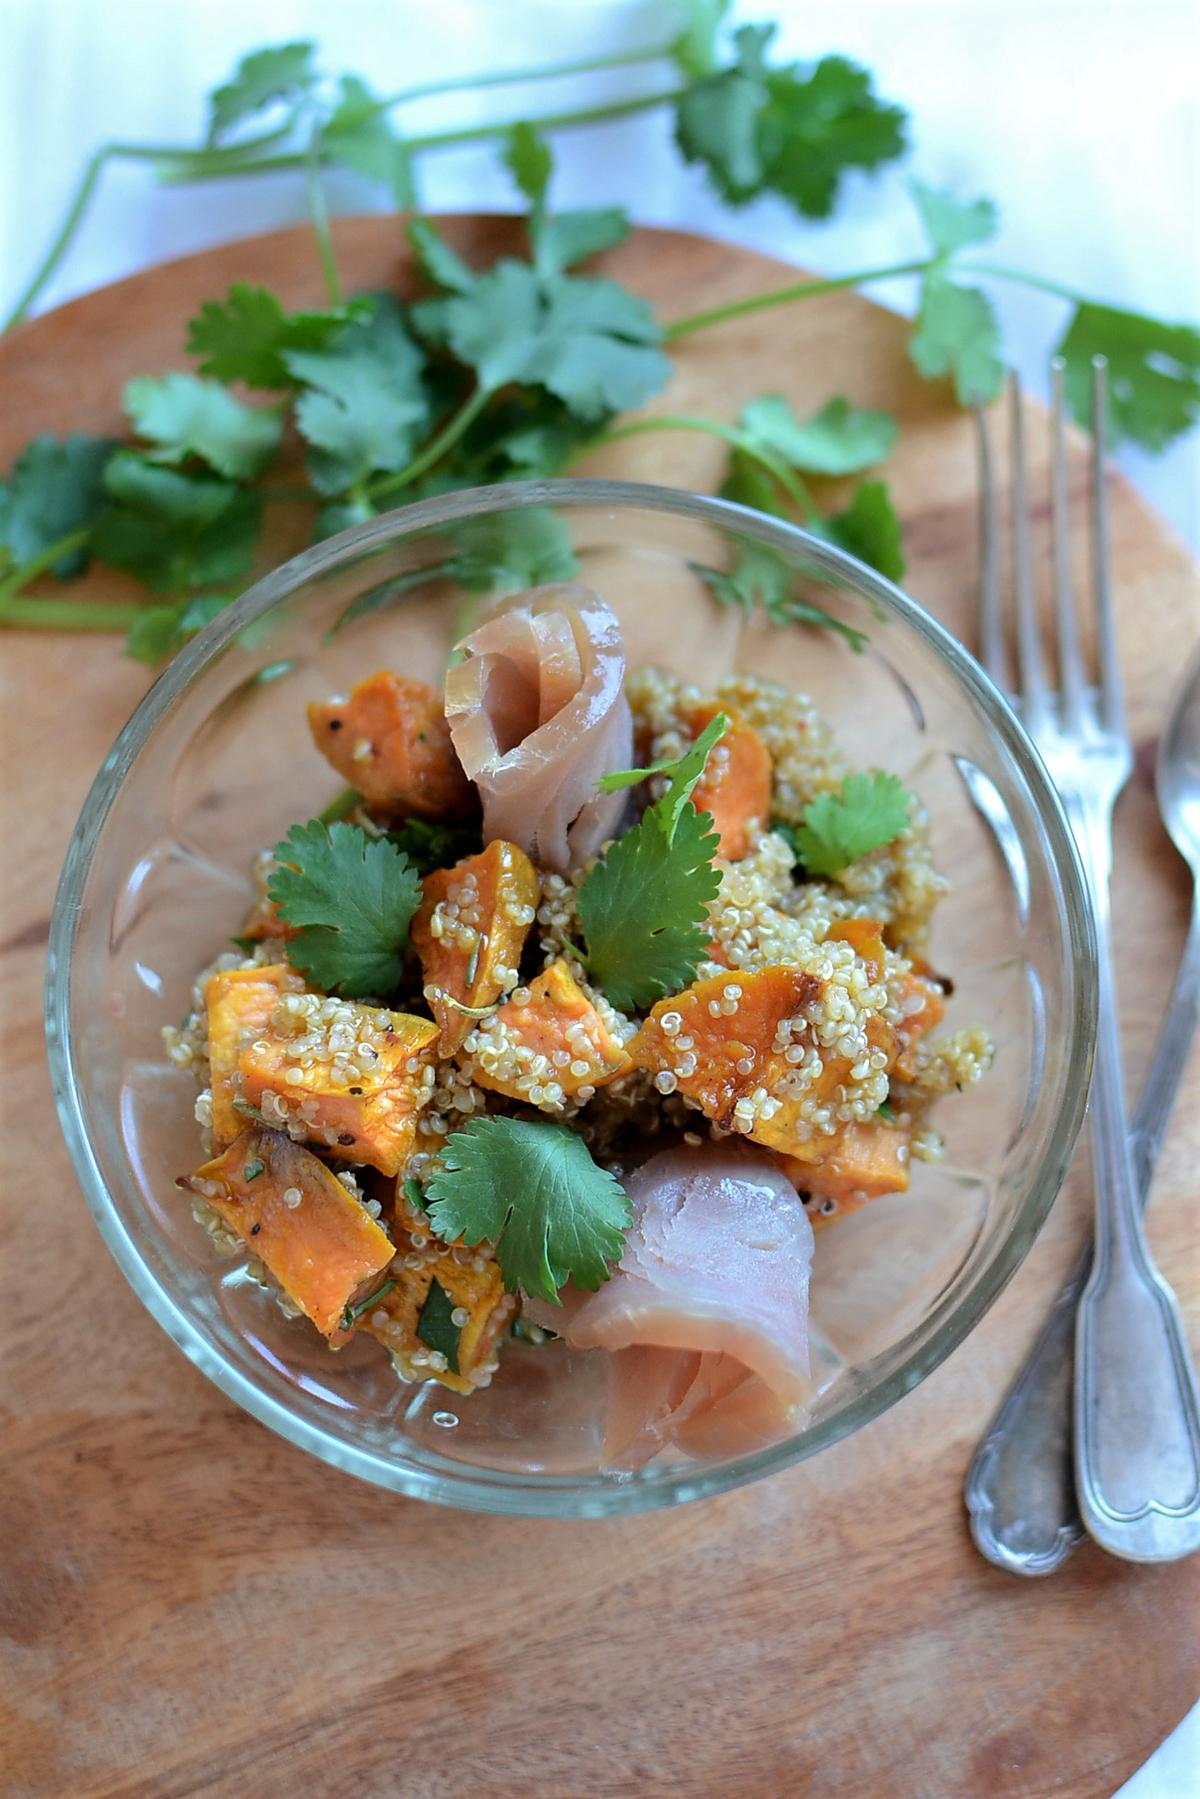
[1,217,1196,1799]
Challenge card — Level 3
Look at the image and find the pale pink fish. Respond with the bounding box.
[443,582,633,873]
[533,1145,815,1467]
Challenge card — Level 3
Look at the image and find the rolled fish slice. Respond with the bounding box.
[530,1145,815,1467]
[444,582,632,873]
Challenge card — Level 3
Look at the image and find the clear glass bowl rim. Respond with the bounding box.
[45,476,1098,1517]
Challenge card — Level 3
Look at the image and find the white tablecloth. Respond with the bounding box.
[2,2,1197,1790]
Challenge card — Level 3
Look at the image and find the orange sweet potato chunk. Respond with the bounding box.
[356,1223,512,1396]
[308,670,473,817]
[237,1001,439,1176]
[777,1118,911,1222]
[630,967,824,1127]
[184,1125,395,1339]
[412,840,541,1054]
[892,974,946,1079]
[205,964,306,1145]
[468,960,632,1106]
[683,701,772,860]
[826,918,887,972]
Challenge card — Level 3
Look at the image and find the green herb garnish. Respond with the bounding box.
[782,772,914,877]
[340,1276,398,1333]
[268,818,421,997]
[242,1156,266,1181]
[415,1279,462,1372]
[425,1117,630,1304]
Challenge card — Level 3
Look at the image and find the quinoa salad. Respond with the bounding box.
[167,581,993,1467]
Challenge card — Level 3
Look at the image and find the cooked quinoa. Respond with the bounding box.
[165,651,993,1408]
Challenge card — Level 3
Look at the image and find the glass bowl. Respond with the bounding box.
[46,478,1096,1516]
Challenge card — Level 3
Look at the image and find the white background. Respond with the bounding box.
[1,1,1198,1790]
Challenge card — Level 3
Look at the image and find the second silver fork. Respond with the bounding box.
[969,361,1200,1565]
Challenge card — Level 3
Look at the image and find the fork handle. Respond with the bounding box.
[967,894,1200,1574]
[1072,793,1200,1563]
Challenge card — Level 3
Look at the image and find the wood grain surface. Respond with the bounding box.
[1,217,1197,1799]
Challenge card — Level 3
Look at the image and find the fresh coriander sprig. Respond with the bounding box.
[424,1116,631,1302]
[577,799,723,1012]
[777,771,914,877]
[341,1277,399,1332]
[267,818,422,996]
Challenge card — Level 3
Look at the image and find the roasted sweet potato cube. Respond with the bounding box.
[183,1126,395,1339]
[237,997,439,1176]
[308,670,473,818]
[205,964,306,1145]
[466,960,632,1109]
[683,701,772,861]
[826,917,887,973]
[777,1118,911,1223]
[748,1013,895,1159]
[630,967,823,1127]
[892,974,946,1079]
[357,1230,512,1395]
[412,840,541,1054]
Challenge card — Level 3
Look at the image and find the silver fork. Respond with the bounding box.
[972,361,1200,1564]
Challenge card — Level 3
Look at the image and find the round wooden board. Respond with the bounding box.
[1,217,1197,1799]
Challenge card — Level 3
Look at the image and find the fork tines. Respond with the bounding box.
[975,356,1122,742]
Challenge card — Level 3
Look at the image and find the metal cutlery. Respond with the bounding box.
[965,360,1200,1567]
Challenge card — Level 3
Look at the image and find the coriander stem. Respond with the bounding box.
[410,85,688,152]
[664,259,937,339]
[0,527,91,593]
[957,258,1084,304]
[369,386,491,501]
[373,42,675,113]
[304,121,344,306]
[1,120,298,331]
[2,149,105,331]
[318,786,360,824]
[146,85,689,184]
[583,415,818,521]
[0,593,143,631]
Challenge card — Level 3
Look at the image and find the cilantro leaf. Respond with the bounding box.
[672,0,732,78]
[124,373,282,480]
[599,713,731,849]
[91,452,260,592]
[739,393,897,475]
[500,123,627,277]
[578,801,722,1011]
[324,75,415,206]
[460,392,596,480]
[910,272,1005,405]
[1056,303,1200,452]
[0,434,117,577]
[533,208,630,281]
[812,480,906,582]
[207,42,316,143]
[789,772,913,876]
[268,819,421,997]
[425,1117,631,1303]
[503,121,553,208]
[407,218,478,296]
[450,507,579,592]
[125,593,231,664]
[186,284,365,388]
[386,815,484,876]
[694,543,868,648]
[284,296,431,495]
[910,181,999,255]
[414,1279,462,1371]
[413,256,669,419]
[676,31,907,218]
